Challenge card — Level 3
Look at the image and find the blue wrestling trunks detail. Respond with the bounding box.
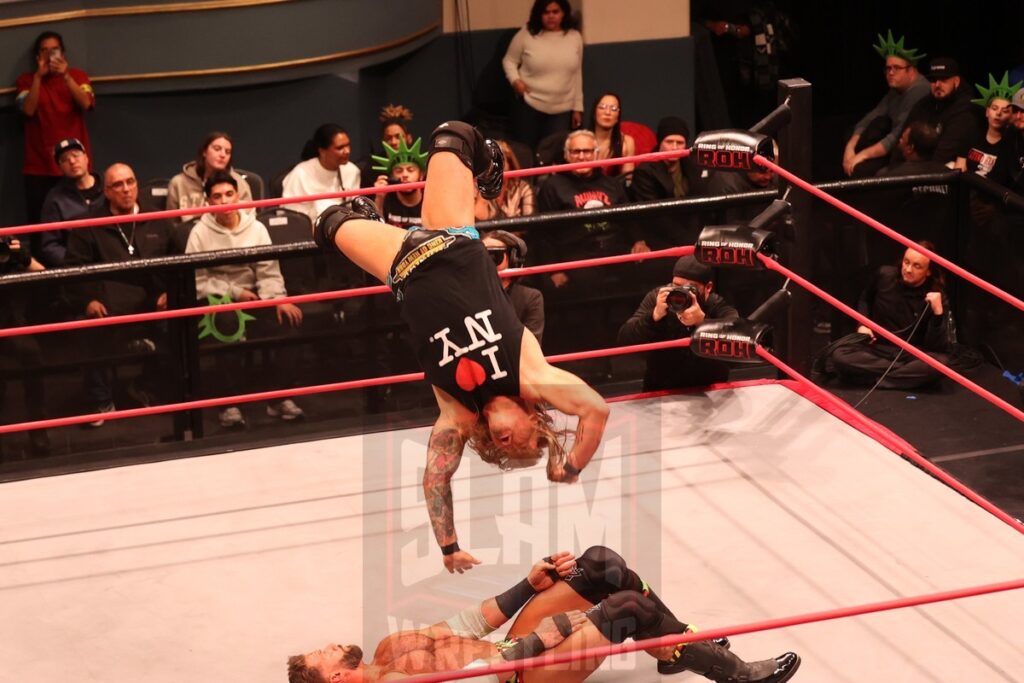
[407,225,480,240]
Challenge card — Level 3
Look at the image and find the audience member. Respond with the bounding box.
[828,242,952,390]
[482,230,545,344]
[167,131,253,220]
[1012,89,1024,132]
[900,58,977,166]
[879,121,946,176]
[588,92,636,179]
[0,240,49,459]
[630,116,704,252]
[282,124,360,224]
[16,30,95,224]
[37,137,104,268]
[842,31,929,178]
[371,137,428,228]
[706,142,779,212]
[503,0,584,147]
[617,255,738,390]
[957,73,1020,187]
[474,140,536,220]
[185,171,305,427]
[359,104,415,188]
[64,163,177,426]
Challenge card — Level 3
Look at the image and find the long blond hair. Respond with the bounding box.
[467,400,570,477]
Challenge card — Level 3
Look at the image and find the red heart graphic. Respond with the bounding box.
[455,357,487,391]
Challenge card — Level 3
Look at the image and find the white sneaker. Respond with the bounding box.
[219,406,246,428]
[87,402,116,428]
[267,399,304,421]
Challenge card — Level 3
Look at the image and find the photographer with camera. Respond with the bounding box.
[15,30,95,225]
[617,255,738,391]
[0,236,50,460]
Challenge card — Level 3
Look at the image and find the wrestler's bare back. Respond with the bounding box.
[371,629,498,677]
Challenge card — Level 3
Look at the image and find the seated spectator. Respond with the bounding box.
[630,116,704,251]
[16,30,95,224]
[474,140,536,220]
[482,230,545,344]
[617,255,738,390]
[842,31,929,178]
[282,124,360,224]
[64,163,177,426]
[899,58,977,166]
[185,171,305,427]
[879,121,946,176]
[1013,89,1024,133]
[370,137,428,228]
[706,142,779,216]
[359,104,415,188]
[957,73,1021,187]
[37,137,103,268]
[588,92,636,179]
[167,131,252,221]
[828,242,952,390]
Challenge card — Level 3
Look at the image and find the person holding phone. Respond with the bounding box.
[16,31,95,226]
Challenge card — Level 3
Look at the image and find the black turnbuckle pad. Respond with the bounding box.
[691,319,771,363]
[695,225,777,268]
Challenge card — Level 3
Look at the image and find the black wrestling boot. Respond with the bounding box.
[475,138,504,199]
[657,635,730,675]
[658,638,800,682]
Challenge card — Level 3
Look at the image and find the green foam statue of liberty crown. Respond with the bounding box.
[971,71,1024,107]
[872,29,925,65]
[371,136,429,174]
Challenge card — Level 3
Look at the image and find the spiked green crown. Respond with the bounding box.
[971,71,1023,107]
[371,137,428,174]
[872,29,925,65]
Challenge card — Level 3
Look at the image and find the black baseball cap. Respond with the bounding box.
[672,255,712,283]
[53,137,85,162]
[925,58,960,82]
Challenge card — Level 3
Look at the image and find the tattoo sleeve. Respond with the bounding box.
[423,426,466,547]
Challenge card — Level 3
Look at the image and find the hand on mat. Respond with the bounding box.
[535,610,588,649]
[528,551,576,591]
[444,549,481,574]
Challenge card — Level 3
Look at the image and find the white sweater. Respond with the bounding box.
[185,210,287,301]
[502,26,584,114]
[281,157,361,224]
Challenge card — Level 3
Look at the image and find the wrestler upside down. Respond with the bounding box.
[314,122,610,574]
[288,545,800,683]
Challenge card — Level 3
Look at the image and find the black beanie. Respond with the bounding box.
[656,116,690,145]
[672,255,712,283]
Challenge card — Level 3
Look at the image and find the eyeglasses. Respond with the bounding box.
[597,104,620,112]
[567,148,596,156]
[884,64,910,73]
[487,247,507,266]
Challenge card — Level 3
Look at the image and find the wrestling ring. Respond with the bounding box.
[1,107,1023,682]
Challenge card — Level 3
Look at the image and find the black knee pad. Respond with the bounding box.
[565,545,629,603]
[428,121,483,173]
[585,590,662,644]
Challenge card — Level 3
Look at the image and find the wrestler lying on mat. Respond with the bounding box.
[314,122,609,574]
[287,545,800,683]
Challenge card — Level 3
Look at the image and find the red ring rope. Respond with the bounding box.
[0,338,692,435]
[759,253,1024,423]
[0,246,694,339]
[0,149,689,237]
[395,575,1024,683]
[754,154,1024,313]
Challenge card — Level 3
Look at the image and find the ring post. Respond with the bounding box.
[777,78,814,371]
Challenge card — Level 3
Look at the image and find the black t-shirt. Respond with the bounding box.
[384,193,423,228]
[965,133,1016,187]
[399,235,525,412]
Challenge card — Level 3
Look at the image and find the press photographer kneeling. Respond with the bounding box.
[617,255,739,391]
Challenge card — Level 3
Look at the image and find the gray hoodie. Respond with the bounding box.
[167,161,253,221]
[185,209,286,301]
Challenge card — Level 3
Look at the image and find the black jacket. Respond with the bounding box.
[618,287,739,390]
[629,159,706,249]
[36,173,105,268]
[857,266,952,353]
[64,204,177,314]
[904,87,978,164]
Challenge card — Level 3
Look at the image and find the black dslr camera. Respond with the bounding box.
[0,235,31,274]
[665,283,705,314]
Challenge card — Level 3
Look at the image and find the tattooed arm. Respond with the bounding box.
[425,388,480,574]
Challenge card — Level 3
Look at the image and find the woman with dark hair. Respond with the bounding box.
[282,123,361,223]
[502,0,583,148]
[587,92,636,179]
[167,131,252,220]
[16,30,95,224]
